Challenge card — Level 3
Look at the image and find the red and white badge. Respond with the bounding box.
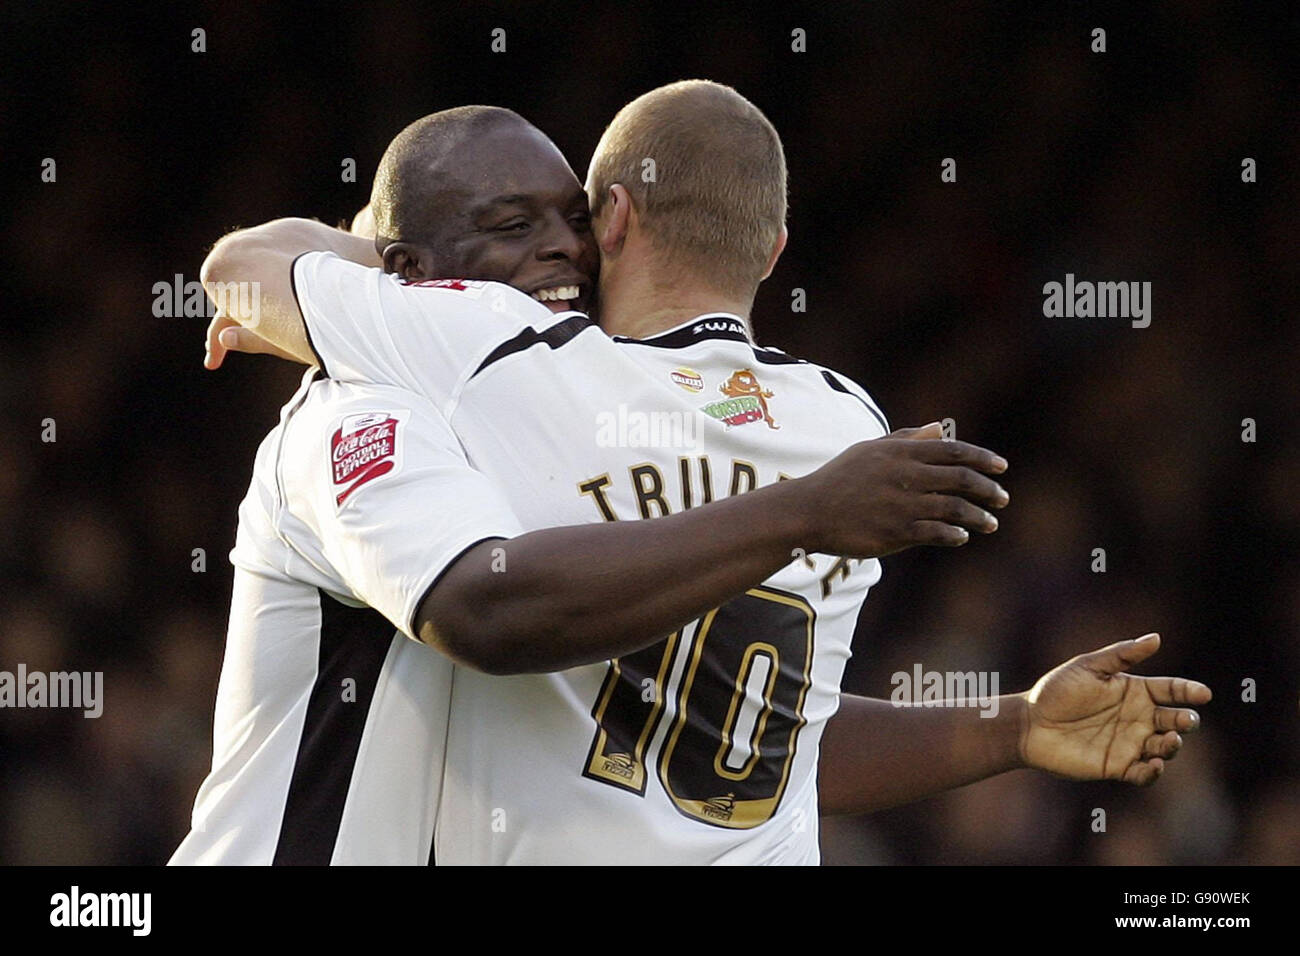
[330,410,406,508]
[402,277,487,297]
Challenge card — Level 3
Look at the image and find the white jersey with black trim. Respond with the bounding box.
[170,370,523,865]
[293,252,890,865]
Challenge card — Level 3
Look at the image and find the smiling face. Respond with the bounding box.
[380,120,599,314]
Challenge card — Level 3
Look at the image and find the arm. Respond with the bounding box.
[420,429,1009,674]
[201,217,379,369]
[422,479,806,674]
[818,634,1212,815]
[201,221,1016,675]
[818,693,1026,815]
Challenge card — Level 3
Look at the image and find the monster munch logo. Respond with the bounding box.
[701,369,780,430]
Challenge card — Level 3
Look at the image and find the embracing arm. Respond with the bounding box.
[817,634,1212,815]
[421,479,810,674]
[201,217,379,368]
[421,431,1009,674]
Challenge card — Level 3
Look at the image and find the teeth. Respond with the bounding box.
[531,285,580,302]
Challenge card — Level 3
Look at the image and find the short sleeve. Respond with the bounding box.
[280,379,525,640]
[291,251,560,413]
[817,366,890,439]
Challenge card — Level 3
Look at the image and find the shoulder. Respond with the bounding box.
[288,378,449,437]
[806,363,887,426]
[279,379,465,512]
[760,349,889,436]
[295,253,556,323]
[389,275,558,323]
[280,378,459,478]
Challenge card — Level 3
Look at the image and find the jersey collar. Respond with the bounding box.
[611,313,752,349]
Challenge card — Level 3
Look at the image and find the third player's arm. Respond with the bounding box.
[817,693,1027,815]
[818,635,1211,814]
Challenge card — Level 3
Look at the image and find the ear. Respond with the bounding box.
[382,242,426,280]
[759,225,788,281]
[598,183,634,255]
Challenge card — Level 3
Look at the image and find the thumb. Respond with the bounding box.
[220,326,273,355]
[890,421,944,441]
[1082,633,1161,677]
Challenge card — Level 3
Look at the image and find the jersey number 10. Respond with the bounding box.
[582,586,814,829]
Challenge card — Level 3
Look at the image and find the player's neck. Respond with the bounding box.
[598,270,754,340]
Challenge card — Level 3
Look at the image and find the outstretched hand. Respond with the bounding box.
[1019,634,1211,786]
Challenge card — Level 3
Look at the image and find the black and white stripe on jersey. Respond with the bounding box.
[467,311,888,433]
[819,370,889,433]
[290,251,332,378]
[272,591,411,866]
[471,313,596,378]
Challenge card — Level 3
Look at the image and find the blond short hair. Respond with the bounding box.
[587,80,787,298]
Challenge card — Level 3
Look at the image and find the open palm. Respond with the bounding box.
[1020,634,1212,786]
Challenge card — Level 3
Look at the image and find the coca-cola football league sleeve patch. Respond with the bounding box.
[330,410,407,510]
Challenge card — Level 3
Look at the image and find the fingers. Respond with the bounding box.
[906,439,1008,475]
[908,520,971,548]
[1122,757,1165,787]
[1081,633,1162,676]
[350,203,377,239]
[203,315,236,370]
[889,422,944,441]
[1141,674,1213,707]
[1152,705,1202,733]
[1121,705,1206,787]
[922,494,1000,534]
[914,464,1010,510]
[221,326,255,353]
[203,316,284,369]
[1141,730,1183,760]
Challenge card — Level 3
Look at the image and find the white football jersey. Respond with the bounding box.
[170,372,523,865]
[293,252,890,865]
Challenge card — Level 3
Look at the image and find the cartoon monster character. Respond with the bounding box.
[719,368,779,430]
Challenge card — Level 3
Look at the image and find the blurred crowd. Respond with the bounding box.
[0,2,1294,864]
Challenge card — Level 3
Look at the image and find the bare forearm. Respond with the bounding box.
[208,216,380,270]
[201,218,381,364]
[421,480,814,674]
[817,693,1028,815]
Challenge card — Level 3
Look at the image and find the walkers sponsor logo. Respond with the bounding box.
[670,367,704,392]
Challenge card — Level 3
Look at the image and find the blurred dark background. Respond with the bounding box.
[0,0,1295,864]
